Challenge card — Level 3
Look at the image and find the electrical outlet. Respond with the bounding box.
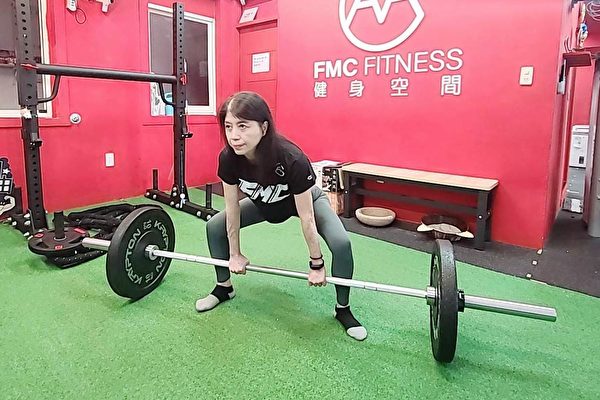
[105,152,115,167]
[520,66,534,86]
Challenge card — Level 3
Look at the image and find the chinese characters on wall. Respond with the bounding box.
[313,75,462,98]
[312,48,464,98]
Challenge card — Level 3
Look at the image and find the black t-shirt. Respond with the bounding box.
[218,138,316,223]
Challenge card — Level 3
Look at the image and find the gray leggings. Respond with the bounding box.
[206,186,353,305]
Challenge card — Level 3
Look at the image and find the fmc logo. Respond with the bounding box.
[339,0,425,52]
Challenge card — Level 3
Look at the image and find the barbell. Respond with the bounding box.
[81,206,557,363]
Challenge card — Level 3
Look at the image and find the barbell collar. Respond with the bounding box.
[146,244,159,261]
[426,286,436,307]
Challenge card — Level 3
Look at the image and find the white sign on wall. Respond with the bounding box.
[240,7,258,24]
[252,52,270,73]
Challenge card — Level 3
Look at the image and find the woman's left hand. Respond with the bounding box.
[308,267,327,287]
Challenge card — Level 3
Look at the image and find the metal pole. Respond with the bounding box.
[13,0,48,231]
[172,3,189,203]
[81,238,558,322]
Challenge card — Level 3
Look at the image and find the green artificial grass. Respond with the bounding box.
[0,189,599,399]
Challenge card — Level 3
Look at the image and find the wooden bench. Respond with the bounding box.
[340,163,499,250]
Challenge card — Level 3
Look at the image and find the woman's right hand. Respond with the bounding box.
[229,254,249,274]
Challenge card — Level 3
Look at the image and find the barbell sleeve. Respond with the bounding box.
[462,294,557,321]
[83,237,111,251]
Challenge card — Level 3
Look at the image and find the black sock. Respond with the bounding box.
[335,305,362,330]
[211,284,234,302]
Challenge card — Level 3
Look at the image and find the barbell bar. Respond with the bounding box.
[81,206,557,363]
[83,238,557,322]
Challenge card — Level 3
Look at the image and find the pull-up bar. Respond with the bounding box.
[21,63,178,84]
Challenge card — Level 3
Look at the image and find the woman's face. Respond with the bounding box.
[224,111,267,161]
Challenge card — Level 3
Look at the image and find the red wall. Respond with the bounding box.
[270,0,574,248]
[0,0,240,213]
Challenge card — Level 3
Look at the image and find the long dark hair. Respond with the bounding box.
[218,91,284,184]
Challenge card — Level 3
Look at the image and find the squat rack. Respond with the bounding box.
[11,0,217,233]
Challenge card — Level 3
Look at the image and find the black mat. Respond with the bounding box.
[342,210,600,298]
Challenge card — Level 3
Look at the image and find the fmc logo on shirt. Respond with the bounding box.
[339,0,425,52]
[239,179,290,204]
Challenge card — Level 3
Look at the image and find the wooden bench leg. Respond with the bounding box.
[475,191,490,250]
[485,191,494,241]
[343,175,364,218]
[343,173,351,218]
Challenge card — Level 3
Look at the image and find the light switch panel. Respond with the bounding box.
[520,66,534,86]
[105,152,115,167]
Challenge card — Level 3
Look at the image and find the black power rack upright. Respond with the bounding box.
[10,1,217,235]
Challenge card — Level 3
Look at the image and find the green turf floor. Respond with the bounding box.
[1,189,599,399]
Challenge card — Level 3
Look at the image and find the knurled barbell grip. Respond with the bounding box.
[148,245,429,299]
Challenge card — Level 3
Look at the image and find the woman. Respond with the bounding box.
[196,91,366,341]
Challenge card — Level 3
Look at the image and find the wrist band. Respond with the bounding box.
[310,254,323,260]
[309,260,325,270]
